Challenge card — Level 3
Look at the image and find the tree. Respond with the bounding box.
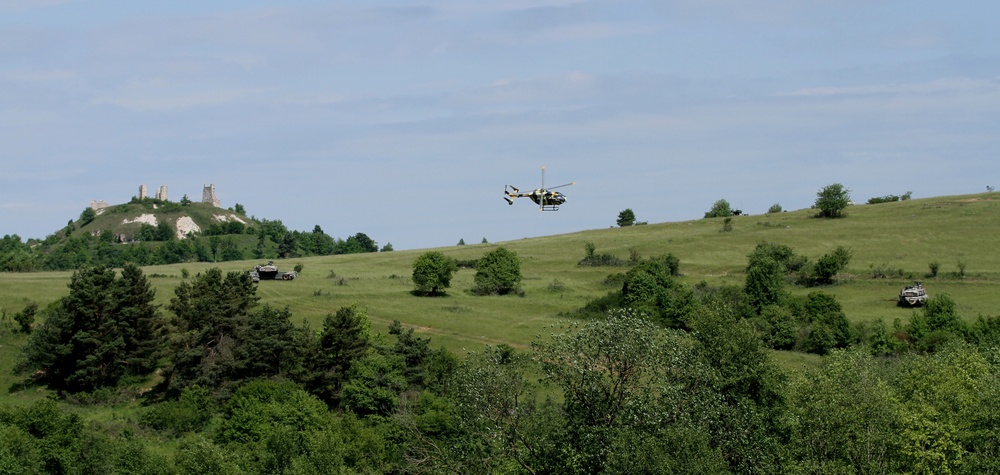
[164,268,259,395]
[473,247,522,295]
[815,183,851,218]
[301,304,372,406]
[532,309,726,474]
[15,264,164,392]
[13,301,38,333]
[790,349,904,473]
[350,232,378,253]
[620,257,694,328]
[278,232,297,258]
[767,203,783,214]
[412,251,458,295]
[79,207,97,225]
[616,208,636,227]
[745,253,785,313]
[704,199,732,218]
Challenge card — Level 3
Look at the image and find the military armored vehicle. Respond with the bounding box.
[253,261,296,281]
[898,281,928,307]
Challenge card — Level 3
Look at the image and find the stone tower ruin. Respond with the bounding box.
[202,184,221,207]
[139,184,148,199]
[156,185,168,201]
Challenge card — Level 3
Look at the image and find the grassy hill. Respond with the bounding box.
[68,199,252,242]
[2,192,999,403]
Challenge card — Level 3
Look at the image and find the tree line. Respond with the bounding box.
[0,223,387,272]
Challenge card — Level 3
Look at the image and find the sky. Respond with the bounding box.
[1,0,998,250]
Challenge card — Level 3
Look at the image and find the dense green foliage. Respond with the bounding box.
[814,183,852,218]
[616,208,636,227]
[704,198,733,218]
[0,201,383,271]
[473,246,523,295]
[3,192,1000,473]
[411,251,459,295]
[14,263,164,392]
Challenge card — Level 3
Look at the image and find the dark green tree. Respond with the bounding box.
[114,263,166,375]
[472,247,522,295]
[79,207,97,225]
[412,251,458,295]
[354,232,378,252]
[704,199,732,218]
[278,232,297,258]
[745,249,786,312]
[814,183,851,218]
[219,237,244,261]
[13,301,38,333]
[164,268,259,395]
[15,264,164,392]
[616,208,636,227]
[234,305,307,381]
[620,257,695,328]
[301,304,372,406]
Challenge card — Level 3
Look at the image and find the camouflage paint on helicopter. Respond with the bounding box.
[504,167,575,211]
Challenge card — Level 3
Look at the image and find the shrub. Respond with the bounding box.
[141,386,214,436]
[869,263,904,279]
[578,242,628,267]
[720,217,733,232]
[617,208,636,227]
[928,261,940,277]
[867,195,900,204]
[473,247,522,295]
[412,251,459,295]
[814,183,851,218]
[704,199,732,218]
[767,203,783,214]
[13,301,37,333]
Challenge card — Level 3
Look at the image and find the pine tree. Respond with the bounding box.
[15,264,164,392]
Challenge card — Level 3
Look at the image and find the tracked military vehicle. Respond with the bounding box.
[252,261,296,281]
[898,281,928,307]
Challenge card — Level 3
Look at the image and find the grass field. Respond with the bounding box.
[2,192,999,404]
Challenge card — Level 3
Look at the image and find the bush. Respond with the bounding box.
[704,199,732,218]
[13,301,37,333]
[141,386,214,436]
[767,203,782,214]
[814,183,851,218]
[412,251,458,295]
[473,247,522,295]
[867,195,901,204]
[617,208,636,227]
[928,261,940,277]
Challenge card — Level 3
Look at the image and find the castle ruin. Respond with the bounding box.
[155,185,168,201]
[138,184,148,200]
[90,200,109,211]
[202,184,221,207]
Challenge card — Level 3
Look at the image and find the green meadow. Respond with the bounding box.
[2,192,999,403]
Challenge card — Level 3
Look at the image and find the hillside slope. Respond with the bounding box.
[77,200,250,241]
[4,192,998,356]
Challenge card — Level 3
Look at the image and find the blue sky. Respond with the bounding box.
[2,1,998,250]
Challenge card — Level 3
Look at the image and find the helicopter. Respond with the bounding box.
[504,167,575,211]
